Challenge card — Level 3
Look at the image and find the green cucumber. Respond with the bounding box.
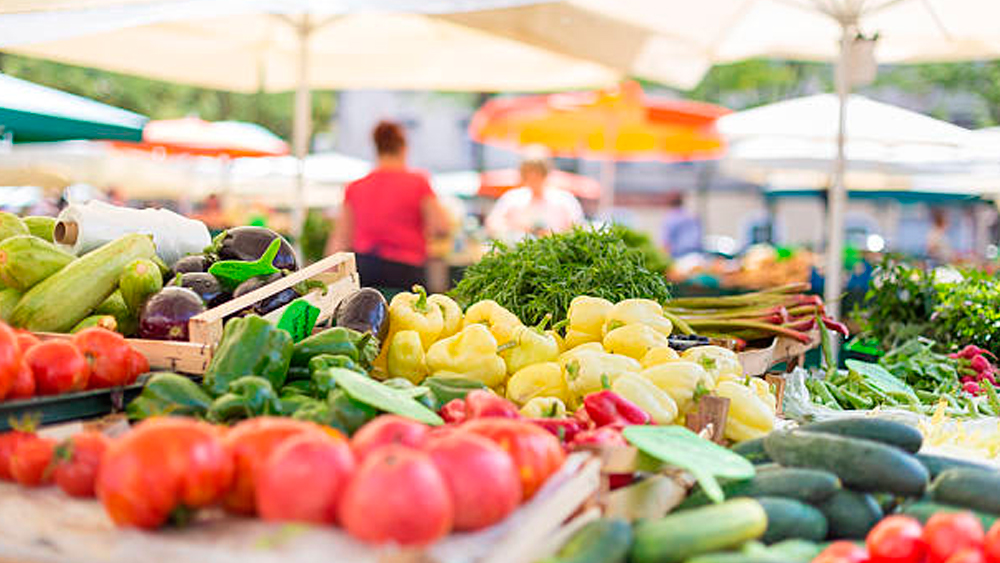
[732,437,772,465]
[757,497,828,544]
[0,288,20,322]
[816,490,882,539]
[539,518,632,563]
[23,216,55,242]
[630,498,767,563]
[800,417,923,454]
[763,430,928,497]
[687,540,821,563]
[0,235,75,291]
[679,467,841,509]
[899,500,997,530]
[119,258,164,315]
[917,453,993,479]
[929,467,1000,515]
[11,234,156,333]
[0,212,28,242]
[95,290,137,337]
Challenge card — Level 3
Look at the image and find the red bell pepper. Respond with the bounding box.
[439,398,467,424]
[528,418,584,443]
[570,425,628,448]
[583,390,651,427]
[464,390,520,419]
[573,406,595,430]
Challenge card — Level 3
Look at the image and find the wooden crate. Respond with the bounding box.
[36,253,359,375]
[0,453,600,563]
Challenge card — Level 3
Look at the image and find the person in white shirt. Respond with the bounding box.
[485,152,585,241]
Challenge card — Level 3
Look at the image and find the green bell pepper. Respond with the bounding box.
[328,389,379,435]
[424,375,488,406]
[308,353,365,375]
[285,366,311,382]
[292,327,372,367]
[207,375,281,423]
[126,372,212,420]
[203,315,293,396]
[277,392,316,416]
[383,377,437,410]
[282,379,318,397]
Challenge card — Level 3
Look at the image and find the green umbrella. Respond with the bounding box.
[0,73,146,143]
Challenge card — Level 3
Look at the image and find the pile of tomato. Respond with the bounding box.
[817,513,1000,563]
[0,323,148,401]
[0,413,566,546]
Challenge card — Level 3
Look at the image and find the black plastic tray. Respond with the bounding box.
[0,381,146,431]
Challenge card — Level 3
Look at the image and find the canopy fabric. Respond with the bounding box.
[0,1,621,92]
[0,0,163,14]
[470,81,729,161]
[111,117,289,157]
[0,73,147,143]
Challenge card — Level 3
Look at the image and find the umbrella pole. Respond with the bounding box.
[599,158,616,220]
[825,23,852,334]
[291,15,312,255]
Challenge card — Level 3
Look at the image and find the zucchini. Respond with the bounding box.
[732,437,772,465]
[0,212,28,242]
[120,258,164,315]
[899,500,997,530]
[800,417,923,454]
[763,430,928,497]
[929,467,1000,515]
[95,290,137,337]
[917,453,993,479]
[539,518,632,563]
[0,288,20,322]
[679,467,841,509]
[757,496,828,544]
[816,490,882,539]
[10,234,156,333]
[630,498,767,563]
[24,216,55,242]
[687,540,821,563]
[0,235,75,291]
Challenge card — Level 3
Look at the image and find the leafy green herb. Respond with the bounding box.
[452,225,672,326]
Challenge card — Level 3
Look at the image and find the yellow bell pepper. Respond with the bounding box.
[426,324,507,388]
[714,380,776,443]
[463,300,523,344]
[603,323,669,361]
[682,345,743,383]
[603,299,673,337]
[559,342,604,364]
[748,377,778,410]
[386,330,429,384]
[641,346,681,368]
[373,285,444,375]
[428,294,463,338]
[562,350,641,400]
[506,361,570,405]
[563,296,613,349]
[549,329,565,353]
[640,361,712,413]
[500,317,561,375]
[612,372,678,424]
[519,396,567,418]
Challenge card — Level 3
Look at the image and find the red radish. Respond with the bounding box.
[964,381,982,396]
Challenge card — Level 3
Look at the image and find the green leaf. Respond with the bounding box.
[208,237,282,287]
[324,367,443,426]
[846,359,917,401]
[623,425,755,503]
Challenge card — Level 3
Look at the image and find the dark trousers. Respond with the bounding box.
[355,253,426,295]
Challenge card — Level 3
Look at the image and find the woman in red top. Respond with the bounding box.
[327,121,449,290]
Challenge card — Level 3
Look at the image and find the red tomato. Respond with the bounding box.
[985,521,1000,563]
[223,417,328,515]
[255,432,355,524]
[424,432,521,530]
[815,541,870,563]
[8,359,34,400]
[925,512,985,563]
[339,444,453,545]
[0,323,22,400]
[14,331,40,354]
[0,430,35,480]
[25,340,89,395]
[947,549,986,563]
[460,418,566,498]
[73,328,132,389]
[124,348,149,384]
[97,417,234,529]
[868,515,925,563]
[351,415,430,461]
[10,436,56,487]
[53,431,111,498]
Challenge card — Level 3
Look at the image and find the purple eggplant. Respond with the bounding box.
[334,288,388,340]
[233,273,298,316]
[138,287,206,341]
[172,254,214,276]
[172,272,230,308]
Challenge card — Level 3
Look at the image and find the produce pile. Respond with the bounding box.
[0,212,315,341]
[0,323,147,402]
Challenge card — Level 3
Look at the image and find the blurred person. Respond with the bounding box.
[660,192,702,257]
[485,150,584,241]
[192,193,229,232]
[926,207,952,263]
[327,120,449,290]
